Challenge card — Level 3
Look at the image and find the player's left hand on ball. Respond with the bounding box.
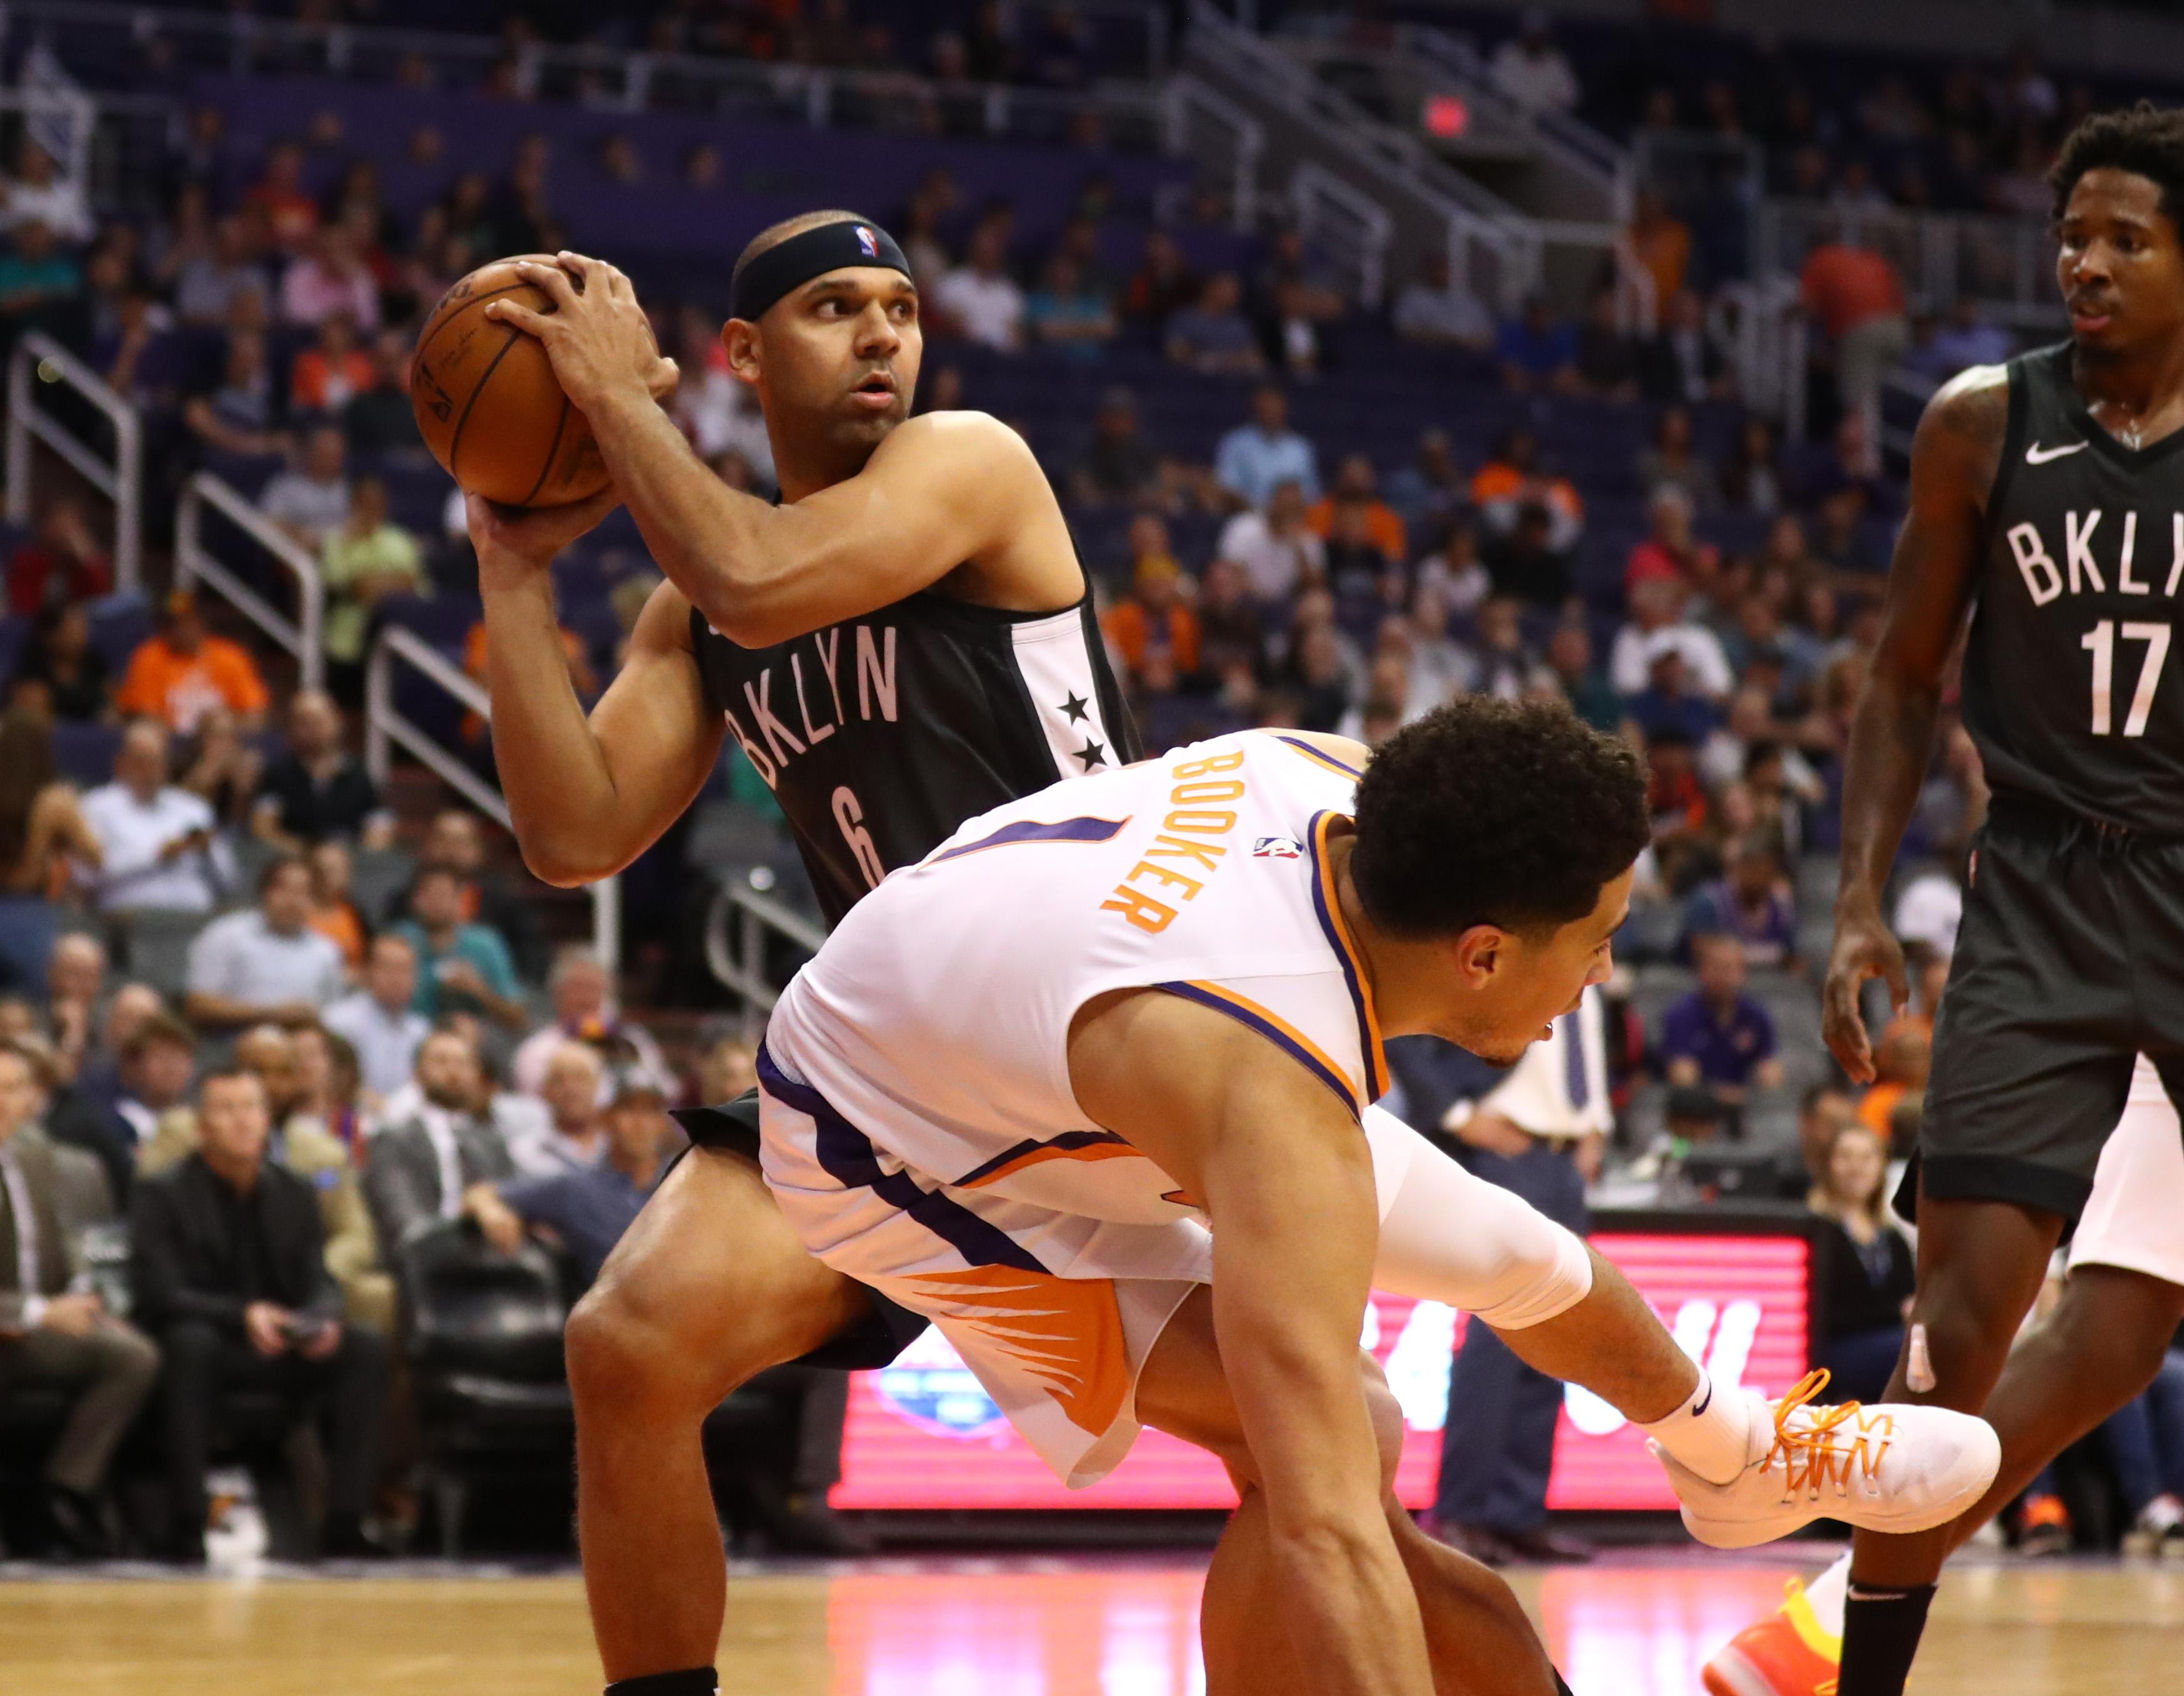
[490,253,665,414]
[466,485,622,577]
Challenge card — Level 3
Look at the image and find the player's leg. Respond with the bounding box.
[1139,1286,1562,1696]
[566,1143,877,1684]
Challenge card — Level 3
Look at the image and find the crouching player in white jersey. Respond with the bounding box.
[753,700,2002,1695]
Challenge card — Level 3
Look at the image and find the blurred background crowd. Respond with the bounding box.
[0,0,2180,1571]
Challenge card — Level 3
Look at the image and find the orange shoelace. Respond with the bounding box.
[1766,1368,1895,1497]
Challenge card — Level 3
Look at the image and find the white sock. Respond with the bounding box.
[1802,1554,1850,1638]
[1637,1368,1759,1486]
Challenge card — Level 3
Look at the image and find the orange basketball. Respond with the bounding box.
[410,255,611,508]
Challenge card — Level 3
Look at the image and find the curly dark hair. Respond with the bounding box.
[1350,697,1649,940]
[2050,102,2184,229]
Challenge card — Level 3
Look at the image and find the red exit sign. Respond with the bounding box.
[830,1231,1810,1511]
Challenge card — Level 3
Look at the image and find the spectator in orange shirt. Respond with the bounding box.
[242,141,320,254]
[1799,234,1910,430]
[1626,189,1691,311]
[1857,1018,1932,1138]
[115,593,271,735]
[1469,429,1585,553]
[1305,454,1408,563]
[1101,522,1201,679]
[289,312,375,416]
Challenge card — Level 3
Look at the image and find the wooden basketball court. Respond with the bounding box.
[3,1550,2178,1694]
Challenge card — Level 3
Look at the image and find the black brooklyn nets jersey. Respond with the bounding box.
[1963,342,2184,834]
[692,588,1138,927]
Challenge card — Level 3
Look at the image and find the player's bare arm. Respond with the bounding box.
[1070,989,1434,1696]
[1825,366,2007,1081]
[489,253,1081,646]
[470,502,724,885]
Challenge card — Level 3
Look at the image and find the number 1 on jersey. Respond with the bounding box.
[2083,620,2172,738]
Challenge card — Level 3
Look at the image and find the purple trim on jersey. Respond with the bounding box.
[1275,733,1363,778]
[950,1128,1134,1188]
[1304,810,1390,1101]
[757,1044,1048,1274]
[1155,980,1359,1116]
[930,814,1132,863]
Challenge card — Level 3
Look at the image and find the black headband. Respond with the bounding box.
[730,217,913,322]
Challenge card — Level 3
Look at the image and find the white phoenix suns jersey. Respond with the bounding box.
[760,730,1392,1232]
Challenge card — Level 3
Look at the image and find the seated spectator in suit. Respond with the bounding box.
[78,720,229,915]
[115,593,270,737]
[364,1029,516,1257]
[11,602,112,723]
[251,690,393,855]
[131,1066,389,1562]
[324,934,428,1101]
[20,1027,135,1216]
[115,1011,196,1160]
[464,1077,680,1293]
[182,856,345,1033]
[1656,932,1782,1129]
[0,1040,159,1555]
[389,867,525,1032]
[72,979,162,1122]
[1809,1123,1915,1406]
[511,946,668,1101]
[139,1025,389,1337]
[510,1043,608,1178]
[395,810,545,983]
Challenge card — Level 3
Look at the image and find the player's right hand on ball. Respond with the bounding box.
[1821,900,1909,1085]
[467,487,622,578]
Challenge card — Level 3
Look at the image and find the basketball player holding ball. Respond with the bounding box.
[462,214,1997,1696]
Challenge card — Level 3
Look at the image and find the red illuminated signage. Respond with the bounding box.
[830,1232,1810,1511]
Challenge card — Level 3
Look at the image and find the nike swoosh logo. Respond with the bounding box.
[1690,1381,1713,1417]
[2026,440,2088,464]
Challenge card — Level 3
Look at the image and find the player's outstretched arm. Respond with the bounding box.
[1825,367,2003,1080]
[491,255,1080,647]
[1071,991,1432,1696]
[472,503,724,886]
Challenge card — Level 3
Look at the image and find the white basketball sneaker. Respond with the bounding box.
[1651,1369,2001,1550]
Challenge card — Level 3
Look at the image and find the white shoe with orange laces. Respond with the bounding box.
[1650,1370,2000,1550]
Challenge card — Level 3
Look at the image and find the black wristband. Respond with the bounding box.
[605,1670,718,1696]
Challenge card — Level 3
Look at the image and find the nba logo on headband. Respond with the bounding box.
[855,226,880,258]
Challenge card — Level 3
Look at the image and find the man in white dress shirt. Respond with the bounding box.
[78,722,230,915]
[1431,984,1611,1565]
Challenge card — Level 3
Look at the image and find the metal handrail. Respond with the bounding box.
[174,472,322,690]
[1163,74,1265,231]
[703,880,825,1033]
[1293,161,1392,309]
[4,331,141,592]
[364,624,621,973]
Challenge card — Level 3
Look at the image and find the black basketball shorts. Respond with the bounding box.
[671,1089,933,1371]
[1919,799,2184,1225]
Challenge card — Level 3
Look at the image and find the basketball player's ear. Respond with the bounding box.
[721,318,762,387]
[1451,925,1504,987]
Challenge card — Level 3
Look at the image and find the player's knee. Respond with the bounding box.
[565,1269,765,1415]
[1463,1211,1595,1332]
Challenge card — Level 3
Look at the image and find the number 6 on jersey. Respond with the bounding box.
[2082,620,2172,737]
